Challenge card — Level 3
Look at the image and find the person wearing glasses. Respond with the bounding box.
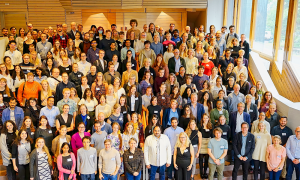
[285,126,300,180]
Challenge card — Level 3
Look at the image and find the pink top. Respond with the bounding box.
[71,132,91,158]
[266,144,286,171]
[57,152,76,180]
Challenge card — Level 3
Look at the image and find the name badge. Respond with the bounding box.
[220,145,224,149]
[62,37,65,40]
[206,64,209,67]
[132,64,134,67]
[219,111,223,114]
[78,74,81,77]
[135,97,138,100]
[3,94,7,97]
[96,53,99,56]
[205,129,209,132]
[154,111,158,113]
[96,36,99,38]
[241,46,245,48]
[277,155,281,158]
[66,68,69,70]
[223,132,227,135]
[123,111,127,114]
[257,136,261,139]
[209,57,212,60]
[148,83,150,86]
[266,106,269,109]
[119,117,123,121]
[87,116,90,119]
[249,109,253,112]
[96,88,100,90]
[184,149,188,153]
[193,144,197,147]
[162,97,165,99]
[230,49,233,51]
[129,156,133,159]
[44,46,47,49]
[282,133,286,136]
[193,62,195,65]
[67,158,72,162]
[31,132,34,135]
[49,130,52,133]
[111,157,115,161]
[27,70,30,72]
[90,155,93,158]
[119,44,122,46]
[151,73,153,75]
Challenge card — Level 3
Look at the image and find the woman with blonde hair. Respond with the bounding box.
[106,84,118,110]
[0,78,13,103]
[29,137,52,180]
[71,47,81,64]
[195,41,204,63]
[163,43,174,64]
[207,45,218,67]
[113,77,126,100]
[66,38,75,58]
[130,112,145,147]
[122,122,139,151]
[0,63,13,91]
[95,94,112,119]
[91,72,108,103]
[57,49,71,66]
[51,40,62,61]
[173,132,194,180]
[165,73,179,94]
[252,122,272,180]
[38,80,52,107]
[108,103,124,131]
[256,80,265,99]
[69,87,80,104]
[229,38,241,58]
[179,43,188,58]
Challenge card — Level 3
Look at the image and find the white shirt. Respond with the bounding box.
[78,97,98,112]
[131,95,136,111]
[251,119,271,133]
[114,88,126,101]
[77,61,91,76]
[0,74,14,92]
[211,85,227,99]
[134,39,145,53]
[144,134,171,166]
[47,76,62,92]
[233,66,248,82]
[209,75,219,88]
[236,112,244,133]
[12,77,25,92]
[4,50,22,65]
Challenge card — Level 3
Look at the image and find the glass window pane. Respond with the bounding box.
[239,0,252,42]
[227,0,234,27]
[291,0,300,79]
[253,0,278,56]
[277,0,290,63]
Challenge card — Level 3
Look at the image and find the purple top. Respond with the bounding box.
[71,132,91,158]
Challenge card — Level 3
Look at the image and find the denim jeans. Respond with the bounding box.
[286,158,300,180]
[149,164,166,180]
[125,172,142,180]
[81,173,95,180]
[102,173,118,180]
[269,170,282,180]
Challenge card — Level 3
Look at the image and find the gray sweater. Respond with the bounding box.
[0,133,16,166]
[98,148,121,174]
[77,147,97,174]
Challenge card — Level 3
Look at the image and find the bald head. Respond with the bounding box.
[233,84,240,93]
[98,112,105,121]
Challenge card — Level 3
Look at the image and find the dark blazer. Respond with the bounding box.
[105,49,120,62]
[186,103,205,124]
[229,111,251,137]
[162,108,181,129]
[126,94,142,115]
[239,40,250,60]
[168,56,186,74]
[244,103,258,123]
[67,30,77,40]
[233,131,255,162]
[93,59,108,73]
[138,67,156,83]
[75,114,94,132]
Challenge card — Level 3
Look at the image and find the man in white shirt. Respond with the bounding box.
[134,32,146,55]
[47,68,62,93]
[4,40,22,65]
[144,125,171,180]
[251,112,270,133]
[77,52,91,76]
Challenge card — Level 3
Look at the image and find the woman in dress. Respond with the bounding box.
[57,142,76,180]
[34,116,54,153]
[200,52,215,76]
[55,104,74,135]
[108,104,124,131]
[91,72,108,103]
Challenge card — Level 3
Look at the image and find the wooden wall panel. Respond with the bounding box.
[0,0,27,12]
[65,10,82,30]
[4,13,26,31]
[27,0,65,30]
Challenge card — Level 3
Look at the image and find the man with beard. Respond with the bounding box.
[146,23,159,43]
[53,24,69,49]
[171,29,181,44]
[79,32,91,54]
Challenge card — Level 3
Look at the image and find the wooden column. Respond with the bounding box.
[233,0,238,26]
[223,0,228,26]
[285,0,298,61]
[249,0,257,49]
[236,0,241,34]
[273,0,284,61]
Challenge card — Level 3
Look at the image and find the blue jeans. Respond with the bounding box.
[125,172,141,180]
[149,164,166,180]
[167,155,174,179]
[81,173,95,180]
[286,158,300,180]
[102,173,118,180]
[269,170,282,180]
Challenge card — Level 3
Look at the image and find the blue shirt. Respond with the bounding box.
[150,42,163,55]
[164,126,184,154]
[168,109,179,126]
[208,138,228,164]
[286,135,300,160]
[238,132,248,158]
[81,114,87,127]
[228,92,245,113]
[216,38,226,57]
[174,57,181,73]
[192,74,209,91]
[171,37,181,44]
[39,106,60,127]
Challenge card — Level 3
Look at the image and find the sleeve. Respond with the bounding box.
[71,136,77,157]
[144,138,150,165]
[11,144,18,159]
[224,110,229,124]
[19,110,24,130]
[77,150,81,172]
[51,137,57,155]
[207,139,212,149]
[137,150,144,173]
[98,151,103,168]
[232,133,239,157]
[57,154,71,174]
[29,151,36,178]
[246,135,255,160]
[94,150,97,172]
[166,137,172,164]
[115,151,121,168]
[17,82,24,104]
[286,137,295,160]
[0,134,11,160]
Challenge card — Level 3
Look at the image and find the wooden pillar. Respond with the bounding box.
[285,0,298,62]
[233,0,238,26]
[236,0,241,34]
[223,0,228,26]
[273,0,284,61]
[249,0,257,49]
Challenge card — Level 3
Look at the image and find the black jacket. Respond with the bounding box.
[75,114,94,132]
[126,94,142,114]
[67,30,77,40]
[239,40,250,60]
[233,132,255,162]
[168,56,186,74]
[93,59,107,74]
[244,103,258,123]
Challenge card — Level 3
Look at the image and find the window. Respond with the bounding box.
[253,0,278,57]
[227,0,234,27]
[277,0,290,63]
[238,0,252,41]
[290,0,300,79]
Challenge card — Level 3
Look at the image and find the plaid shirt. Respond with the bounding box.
[157,92,170,110]
[53,34,69,49]
[123,148,144,174]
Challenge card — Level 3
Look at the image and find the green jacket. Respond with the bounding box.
[210,108,229,125]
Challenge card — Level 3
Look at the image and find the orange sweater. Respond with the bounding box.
[17,81,42,104]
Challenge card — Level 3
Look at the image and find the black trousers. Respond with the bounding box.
[6,163,16,180]
[254,160,266,180]
[232,158,250,180]
[18,164,30,180]
[199,154,209,175]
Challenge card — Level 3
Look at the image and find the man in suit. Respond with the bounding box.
[232,122,255,180]
[67,22,77,40]
[93,49,108,74]
[229,102,251,137]
[188,93,205,124]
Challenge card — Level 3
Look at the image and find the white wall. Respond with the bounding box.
[206,0,224,32]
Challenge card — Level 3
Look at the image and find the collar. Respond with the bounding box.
[9,107,15,111]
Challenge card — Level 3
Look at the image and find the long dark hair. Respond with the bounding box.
[148,114,160,128]
[60,142,72,154]
[39,115,51,129]
[1,120,17,134]
[200,91,212,113]
[182,87,192,99]
[13,128,33,145]
[83,88,94,100]
[12,65,26,80]
[119,94,128,111]
[182,105,196,119]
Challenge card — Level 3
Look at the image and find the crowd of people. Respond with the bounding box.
[0,19,299,180]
